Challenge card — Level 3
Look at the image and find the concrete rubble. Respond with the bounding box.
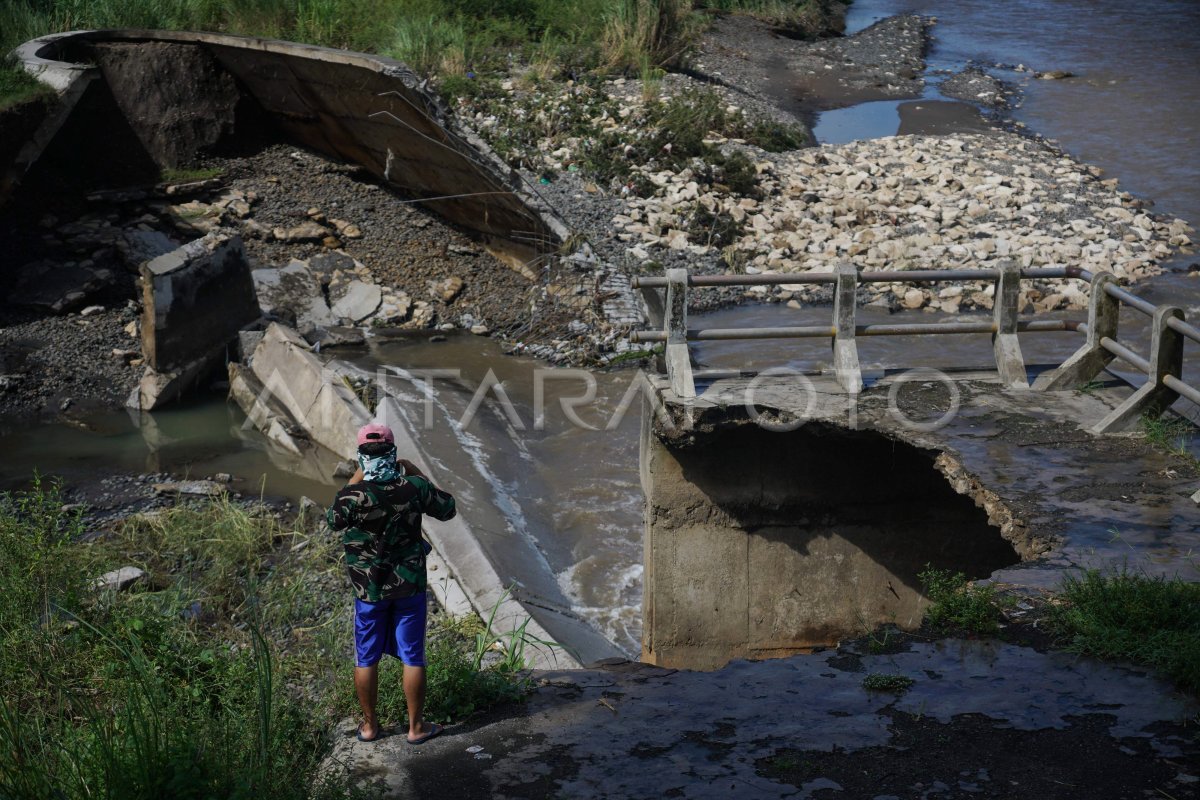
[91,566,146,592]
[130,231,260,410]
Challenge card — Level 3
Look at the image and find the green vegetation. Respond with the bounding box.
[1139,413,1198,467]
[0,479,529,798]
[918,566,1005,636]
[161,165,224,183]
[1051,569,1200,695]
[861,673,915,693]
[0,1,838,107]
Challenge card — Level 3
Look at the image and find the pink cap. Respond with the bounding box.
[356,423,394,446]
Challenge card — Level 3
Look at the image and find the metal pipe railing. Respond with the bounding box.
[1100,337,1152,374]
[1167,316,1200,345]
[1103,282,1158,317]
[631,266,1090,290]
[1164,375,1200,408]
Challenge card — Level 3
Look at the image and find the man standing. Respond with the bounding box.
[327,423,457,744]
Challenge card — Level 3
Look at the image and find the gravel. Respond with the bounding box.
[0,305,142,417]
[203,145,539,335]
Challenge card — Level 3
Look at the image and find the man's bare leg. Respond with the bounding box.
[404,665,434,741]
[354,664,380,740]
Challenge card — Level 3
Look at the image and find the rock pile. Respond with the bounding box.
[616,133,1193,311]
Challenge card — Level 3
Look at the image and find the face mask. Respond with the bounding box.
[358,445,403,482]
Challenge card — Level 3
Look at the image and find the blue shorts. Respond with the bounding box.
[353,593,427,668]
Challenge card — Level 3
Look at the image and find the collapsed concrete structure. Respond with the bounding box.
[133,231,260,409]
[8,29,570,266]
[639,372,1200,670]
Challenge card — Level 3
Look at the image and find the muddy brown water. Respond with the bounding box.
[4,0,1198,658]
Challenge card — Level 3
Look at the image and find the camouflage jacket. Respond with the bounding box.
[326,476,456,602]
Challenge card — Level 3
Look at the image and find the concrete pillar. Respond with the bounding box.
[641,285,666,329]
[992,261,1029,389]
[1034,272,1120,391]
[1093,305,1185,433]
[832,263,862,395]
[665,268,696,399]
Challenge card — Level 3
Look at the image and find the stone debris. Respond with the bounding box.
[91,566,146,592]
[610,133,1192,310]
[431,276,465,303]
[272,220,330,243]
[329,280,382,323]
[152,479,226,496]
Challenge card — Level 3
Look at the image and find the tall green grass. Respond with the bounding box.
[0,480,529,798]
[0,0,842,108]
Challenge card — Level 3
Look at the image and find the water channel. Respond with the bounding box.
[2,0,1197,657]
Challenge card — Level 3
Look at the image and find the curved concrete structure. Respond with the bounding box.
[9,29,569,262]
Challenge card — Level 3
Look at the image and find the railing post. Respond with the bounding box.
[832,262,862,394]
[665,268,696,399]
[1093,305,1185,433]
[992,261,1029,388]
[1034,272,1120,391]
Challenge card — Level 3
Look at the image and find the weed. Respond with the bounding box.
[160,166,223,183]
[919,566,1004,635]
[861,673,915,693]
[1077,379,1104,395]
[865,624,900,654]
[1140,413,1198,466]
[1050,568,1200,694]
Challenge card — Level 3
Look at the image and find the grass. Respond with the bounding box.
[918,566,1005,636]
[861,673,915,693]
[0,478,531,798]
[0,0,842,107]
[1140,413,1198,467]
[1050,568,1200,695]
[161,165,224,183]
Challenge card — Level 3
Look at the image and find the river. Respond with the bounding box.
[2,0,1197,658]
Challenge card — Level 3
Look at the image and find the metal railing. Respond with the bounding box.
[629,261,1200,434]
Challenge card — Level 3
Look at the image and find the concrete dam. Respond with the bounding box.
[6,29,1200,675]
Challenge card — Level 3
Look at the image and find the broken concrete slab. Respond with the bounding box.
[329,280,381,323]
[130,351,222,410]
[243,323,370,459]
[252,260,335,334]
[92,566,145,592]
[118,229,179,272]
[140,231,259,371]
[228,362,309,455]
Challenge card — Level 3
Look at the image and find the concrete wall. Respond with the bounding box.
[640,417,1018,671]
[11,30,570,261]
[140,232,259,371]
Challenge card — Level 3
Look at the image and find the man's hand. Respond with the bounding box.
[348,467,364,484]
[398,459,426,479]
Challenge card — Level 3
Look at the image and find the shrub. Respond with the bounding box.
[1051,569,1200,695]
[918,566,1002,635]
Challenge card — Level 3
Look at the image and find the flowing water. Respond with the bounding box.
[4,0,1197,657]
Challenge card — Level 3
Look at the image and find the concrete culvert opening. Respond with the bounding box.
[641,421,1021,670]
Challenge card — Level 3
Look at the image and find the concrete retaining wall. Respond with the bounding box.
[9,29,570,262]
